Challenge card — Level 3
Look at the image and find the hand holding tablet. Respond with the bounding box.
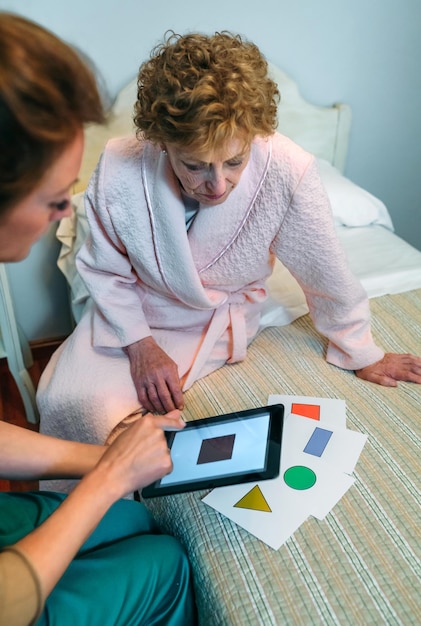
[142,405,284,498]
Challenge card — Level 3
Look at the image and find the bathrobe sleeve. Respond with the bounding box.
[271,156,384,370]
[76,149,153,349]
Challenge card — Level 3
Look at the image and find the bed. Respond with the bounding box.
[58,65,421,625]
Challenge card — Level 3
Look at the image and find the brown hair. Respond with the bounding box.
[134,31,279,152]
[0,13,105,214]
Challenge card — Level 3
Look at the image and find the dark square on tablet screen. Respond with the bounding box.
[197,434,236,464]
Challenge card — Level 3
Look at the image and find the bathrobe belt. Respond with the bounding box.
[182,286,264,390]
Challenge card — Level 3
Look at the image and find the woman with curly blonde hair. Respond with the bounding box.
[38,31,421,466]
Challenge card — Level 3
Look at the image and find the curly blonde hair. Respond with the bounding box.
[134,31,279,151]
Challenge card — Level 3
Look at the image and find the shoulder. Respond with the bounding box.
[103,135,145,163]
[270,132,314,171]
[87,136,145,198]
[250,134,325,212]
[0,546,44,623]
[255,132,317,192]
[97,136,162,183]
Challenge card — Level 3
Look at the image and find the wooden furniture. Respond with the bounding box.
[0,264,38,423]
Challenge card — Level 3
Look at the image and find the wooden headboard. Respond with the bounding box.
[74,64,351,195]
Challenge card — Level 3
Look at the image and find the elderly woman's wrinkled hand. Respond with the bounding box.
[126,336,185,414]
[355,352,421,386]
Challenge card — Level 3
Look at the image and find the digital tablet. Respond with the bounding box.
[142,404,284,498]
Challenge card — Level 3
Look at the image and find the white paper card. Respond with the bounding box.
[202,397,366,548]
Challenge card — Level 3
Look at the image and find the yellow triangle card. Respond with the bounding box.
[234,485,272,512]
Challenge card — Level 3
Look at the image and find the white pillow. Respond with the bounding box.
[76,79,138,194]
[56,192,90,322]
[317,158,394,230]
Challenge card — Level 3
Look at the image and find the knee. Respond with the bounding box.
[144,535,197,624]
[37,378,110,444]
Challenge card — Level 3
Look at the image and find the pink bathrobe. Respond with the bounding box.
[37,133,383,458]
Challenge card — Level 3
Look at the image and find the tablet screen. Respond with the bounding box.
[142,404,284,498]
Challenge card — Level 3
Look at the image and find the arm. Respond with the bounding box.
[76,144,153,350]
[0,411,185,625]
[79,190,184,412]
[0,548,42,626]
[0,421,104,480]
[79,147,184,411]
[272,158,421,384]
[273,159,383,369]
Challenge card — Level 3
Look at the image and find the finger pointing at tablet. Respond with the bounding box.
[96,411,186,498]
[154,410,186,431]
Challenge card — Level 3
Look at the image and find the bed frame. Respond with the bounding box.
[63,67,419,625]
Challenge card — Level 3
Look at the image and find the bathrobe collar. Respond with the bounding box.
[140,136,272,306]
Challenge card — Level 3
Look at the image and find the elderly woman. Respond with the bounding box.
[0,14,195,626]
[38,31,421,466]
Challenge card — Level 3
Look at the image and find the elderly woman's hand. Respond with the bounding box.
[126,337,184,413]
[355,352,421,386]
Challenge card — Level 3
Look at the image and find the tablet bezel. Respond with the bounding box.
[142,404,284,498]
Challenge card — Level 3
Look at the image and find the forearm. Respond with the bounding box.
[0,422,104,480]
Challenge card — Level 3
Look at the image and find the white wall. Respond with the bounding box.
[2,0,420,341]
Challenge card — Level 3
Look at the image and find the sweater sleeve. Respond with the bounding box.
[0,547,44,626]
[272,158,384,370]
[76,147,152,349]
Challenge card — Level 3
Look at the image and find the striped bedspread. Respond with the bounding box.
[145,289,421,625]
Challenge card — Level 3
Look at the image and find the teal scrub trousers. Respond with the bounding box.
[0,491,196,625]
